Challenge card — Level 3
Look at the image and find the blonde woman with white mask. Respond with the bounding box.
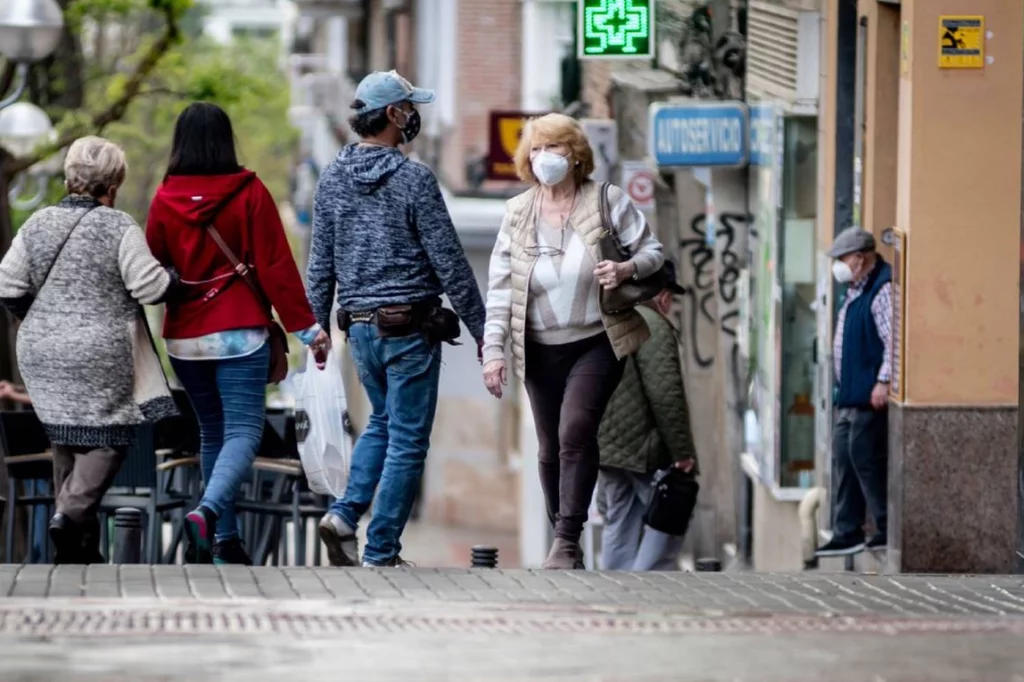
[481,113,664,569]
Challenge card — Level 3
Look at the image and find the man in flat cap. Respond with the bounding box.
[816,227,892,557]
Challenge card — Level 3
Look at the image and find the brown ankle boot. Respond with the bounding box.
[542,537,585,570]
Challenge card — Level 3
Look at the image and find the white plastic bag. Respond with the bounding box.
[294,348,350,497]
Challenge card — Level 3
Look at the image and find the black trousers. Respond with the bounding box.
[524,334,625,543]
[831,406,888,541]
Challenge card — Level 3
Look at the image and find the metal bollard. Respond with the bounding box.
[695,557,722,572]
[112,508,143,564]
[470,545,498,569]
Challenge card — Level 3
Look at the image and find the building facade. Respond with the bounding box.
[199,0,287,42]
[817,0,1022,574]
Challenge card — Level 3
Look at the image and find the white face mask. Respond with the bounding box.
[531,151,570,186]
[831,260,854,283]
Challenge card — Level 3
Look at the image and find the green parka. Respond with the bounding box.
[597,306,699,475]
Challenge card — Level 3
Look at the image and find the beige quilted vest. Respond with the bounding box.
[505,181,650,379]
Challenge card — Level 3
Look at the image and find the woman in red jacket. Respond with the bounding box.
[148,102,330,565]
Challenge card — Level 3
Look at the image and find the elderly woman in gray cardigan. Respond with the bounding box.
[0,136,177,564]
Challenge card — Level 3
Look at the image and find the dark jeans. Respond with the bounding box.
[330,323,441,565]
[171,344,270,542]
[524,333,625,543]
[832,406,888,541]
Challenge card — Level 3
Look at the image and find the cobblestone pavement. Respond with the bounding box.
[2,565,1024,681]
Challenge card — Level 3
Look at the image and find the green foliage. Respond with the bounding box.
[103,36,298,223]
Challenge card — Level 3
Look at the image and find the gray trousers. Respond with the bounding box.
[832,406,888,541]
[599,468,684,571]
[52,444,126,525]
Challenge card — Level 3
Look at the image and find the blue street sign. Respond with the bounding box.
[748,102,782,167]
[648,102,749,168]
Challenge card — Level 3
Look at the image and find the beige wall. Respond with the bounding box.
[859,0,900,263]
[897,0,1022,405]
[751,490,803,572]
[816,0,838,250]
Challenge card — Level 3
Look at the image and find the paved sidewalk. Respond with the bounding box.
[2,565,1024,681]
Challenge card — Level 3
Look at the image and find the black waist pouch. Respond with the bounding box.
[422,307,462,346]
[643,468,700,537]
[375,304,419,338]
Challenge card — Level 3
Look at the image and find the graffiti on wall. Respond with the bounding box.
[678,211,754,378]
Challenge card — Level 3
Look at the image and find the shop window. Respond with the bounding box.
[778,117,818,488]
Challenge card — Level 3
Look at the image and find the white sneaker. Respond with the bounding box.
[362,556,412,568]
[318,513,358,567]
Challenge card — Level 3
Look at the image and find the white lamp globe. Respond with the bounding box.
[0,0,65,63]
[0,101,54,158]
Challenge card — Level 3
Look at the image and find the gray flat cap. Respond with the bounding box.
[826,227,876,258]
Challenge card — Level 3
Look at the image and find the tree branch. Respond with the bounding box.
[137,86,191,99]
[3,4,181,178]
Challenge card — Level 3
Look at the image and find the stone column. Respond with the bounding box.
[887,0,1022,573]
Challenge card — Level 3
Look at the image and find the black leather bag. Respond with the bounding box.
[643,468,700,537]
[596,181,667,315]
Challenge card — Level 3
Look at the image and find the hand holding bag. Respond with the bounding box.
[294,349,351,497]
[596,182,667,315]
[643,467,700,537]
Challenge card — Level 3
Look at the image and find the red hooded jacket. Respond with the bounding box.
[146,170,316,340]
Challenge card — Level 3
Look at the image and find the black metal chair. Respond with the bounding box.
[0,410,53,563]
[235,412,329,566]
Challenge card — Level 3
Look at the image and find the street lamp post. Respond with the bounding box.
[0,0,65,107]
[0,101,58,211]
[0,0,65,210]
[0,0,65,384]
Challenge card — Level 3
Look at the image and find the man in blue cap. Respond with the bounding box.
[308,70,486,568]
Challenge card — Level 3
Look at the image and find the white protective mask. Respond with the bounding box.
[531,151,570,186]
[831,260,854,284]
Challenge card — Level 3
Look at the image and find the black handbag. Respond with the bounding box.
[643,467,700,537]
[596,181,667,315]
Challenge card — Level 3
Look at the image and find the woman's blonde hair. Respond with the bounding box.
[64,136,127,197]
[513,113,595,186]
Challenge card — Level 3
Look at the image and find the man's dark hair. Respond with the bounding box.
[348,99,392,138]
[167,102,243,176]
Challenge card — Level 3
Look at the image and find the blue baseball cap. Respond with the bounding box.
[353,70,435,111]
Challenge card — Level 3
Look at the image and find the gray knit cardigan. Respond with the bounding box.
[0,195,177,446]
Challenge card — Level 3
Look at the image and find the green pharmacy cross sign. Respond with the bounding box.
[578,0,654,60]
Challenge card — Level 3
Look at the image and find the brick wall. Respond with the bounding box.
[582,59,613,119]
[438,0,523,192]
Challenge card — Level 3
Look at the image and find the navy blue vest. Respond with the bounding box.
[835,259,891,408]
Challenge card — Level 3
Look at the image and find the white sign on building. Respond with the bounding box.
[620,160,656,212]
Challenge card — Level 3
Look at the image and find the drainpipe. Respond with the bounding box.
[799,487,826,570]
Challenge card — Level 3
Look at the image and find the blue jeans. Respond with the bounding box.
[331,323,441,565]
[171,344,269,542]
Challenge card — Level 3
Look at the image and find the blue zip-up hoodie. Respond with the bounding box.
[306,144,486,340]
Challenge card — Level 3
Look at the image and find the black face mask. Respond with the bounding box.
[397,108,421,144]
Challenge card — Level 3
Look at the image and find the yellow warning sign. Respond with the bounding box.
[938,15,984,69]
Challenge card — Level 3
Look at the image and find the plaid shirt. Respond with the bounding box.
[833,271,893,385]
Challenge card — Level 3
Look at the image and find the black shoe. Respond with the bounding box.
[79,517,105,565]
[866,534,888,552]
[213,537,253,566]
[49,513,82,565]
[184,506,218,564]
[815,535,866,557]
